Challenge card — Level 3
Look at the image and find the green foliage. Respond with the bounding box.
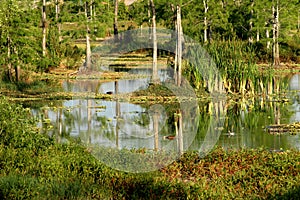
[0,97,52,149]
[0,0,299,80]
[0,1,41,73]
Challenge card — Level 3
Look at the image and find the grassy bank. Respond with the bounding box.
[1,97,300,199]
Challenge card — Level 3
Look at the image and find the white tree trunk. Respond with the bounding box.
[249,1,254,43]
[90,0,93,19]
[85,1,91,70]
[275,1,280,65]
[176,5,182,86]
[203,0,208,43]
[55,0,62,42]
[266,28,270,49]
[272,1,280,66]
[150,0,159,83]
[171,4,177,81]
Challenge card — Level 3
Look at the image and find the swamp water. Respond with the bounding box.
[23,67,300,172]
[28,72,300,155]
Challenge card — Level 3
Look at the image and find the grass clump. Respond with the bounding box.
[1,97,300,199]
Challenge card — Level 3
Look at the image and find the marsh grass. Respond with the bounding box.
[183,40,290,96]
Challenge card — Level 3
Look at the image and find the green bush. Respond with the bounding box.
[0,97,52,149]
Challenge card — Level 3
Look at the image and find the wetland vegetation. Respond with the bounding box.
[1,0,300,199]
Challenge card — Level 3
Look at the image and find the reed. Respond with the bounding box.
[183,40,288,96]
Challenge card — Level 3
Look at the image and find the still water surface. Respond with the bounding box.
[30,72,300,153]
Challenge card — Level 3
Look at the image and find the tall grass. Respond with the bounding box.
[184,40,284,96]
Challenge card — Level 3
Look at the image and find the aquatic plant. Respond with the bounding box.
[183,40,290,96]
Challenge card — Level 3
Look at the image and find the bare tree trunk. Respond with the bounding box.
[171,4,177,82]
[55,0,62,42]
[90,0,93,19]
[86,33,91,70]
[298,10,300,33]
[203,0,208,43]
[272,1,280,66]
[7,36,12,81]
[114,0,119,41]
[93,4,96,18]
[266,28,270,49]
[150,0,159,83]
[272,5,276,65]
[148,0,151,29]
[14,47,20,82]
[42,0,47,56]
[14,66,20,82]
[85,2,91,70]
[256,13,260,42]
[275,1,280,65]
[275,102,280,125]
[249,0,254,43]
[176,5,182,86]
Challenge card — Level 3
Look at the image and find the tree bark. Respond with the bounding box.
[275,1,280,65]
[14,47,20,82]
[249,0,254,43]
[176,5,182,86]
[298,10,300,33]
[171,4,177,81]
[266,28,270,49]
[272,1,280,66]
[150,0,159,83]
[85,1,91,70]
[55,0,62,42]
[42,0,47,56]
[114,0,119,41]
[7,36,12,81]
[14,66,20,83]
[203,0,208,43]
[90,0,93,19]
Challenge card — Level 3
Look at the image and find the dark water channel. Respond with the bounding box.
[29,72,300,154]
